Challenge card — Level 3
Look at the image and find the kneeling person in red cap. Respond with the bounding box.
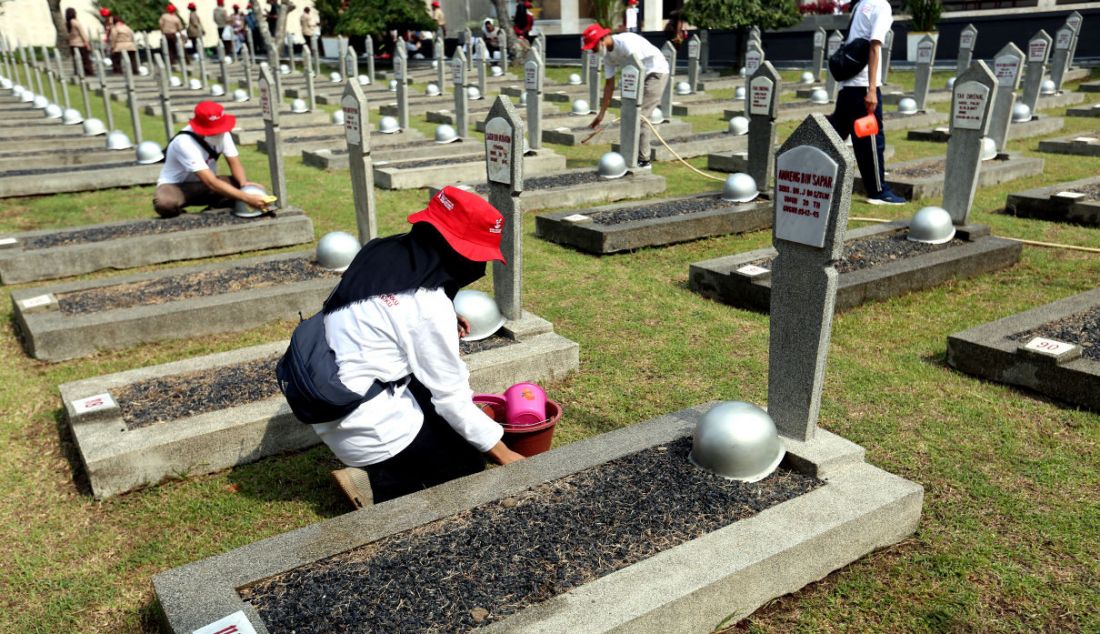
[316,186,525,504]
[153,101,269,217]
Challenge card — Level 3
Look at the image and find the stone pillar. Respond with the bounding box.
[285,34,295,73]
[93,50,115,130]
[31,45,44,95]
[343,45,357,83]
[1050,24,1074,93]
[700,29,710,74]
[913,34,937,111]
[43,47,59,106]
[155,55,173,142]
[943,61,996,225]
[744,41,764,106]
[587,49,600,109]
[435,28,446,96]
[0,36,10,81]
[123,53,142,144]
[337,36,348,76]
[768,113,854,442]
[175,35,189,87]
[686,34,700,92]
[452,46,469,138]
[197,35,208,87]
[52,48,70,109]
[303,46,316,110]
[258,63,288,209]
[476,38,488,97]
[956,24,977,76]
[747,61,781,190]
[312,33,321,77]
[989,43,1023,153]
[341,79,377,243]
[394,43,409,130]
[161,35,172,81]
[1065,11,1083,69]
[643,0,662,36]
[242,43,254,99]
[217,40,231,91]
[811,27,826,82]
[581,50,590,86]
[1019,30,1051,117]
[525,48,543,151]
[618,52,645,170]
[660,42,676,123]
[499,28,509,70]
[824,31,842,102]
[485,97,525,320]
[245,26,256,60]
[74,48,93,117]
[365,35,375,84]
[561,0,579,35]
[881,29,894,86]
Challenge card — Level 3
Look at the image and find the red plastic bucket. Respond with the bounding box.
[473,394,561,457]
[504,382,547,426]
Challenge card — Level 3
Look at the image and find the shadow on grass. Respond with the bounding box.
[226,445,351,519]
[51,406,95,497]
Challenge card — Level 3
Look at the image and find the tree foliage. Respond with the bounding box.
[590,0,623,29]
[313,0,433,37]
[681,0,801,30]
[93,0,163,33]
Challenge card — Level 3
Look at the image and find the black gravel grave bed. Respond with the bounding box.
[380,154,480,170]
[1009,306,1100,361]
[56,258,338,315]
[284,133,340,143]
[590,194,738,225]
[113,335,515,429]
[241,436,821,632]
[22,212,262,250]
[474,171,601,194]
[752,228,965,275]
[889,158,946,178]
[0,161,137,178]
[1068,183,1100,200]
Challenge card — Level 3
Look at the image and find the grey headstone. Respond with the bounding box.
[524,48,543,151]
[312,33,321,77]
[453,46,469,138]
[700,29,710,73]
[476,38,488,97]
[245,26,256,60]
[581,49,591,86]
[258,63,288,208]
[32,45,44,94]
[160,34,172,80]
[824,31,842,102]
[242,43,254,99]
[943,60,997,225]
[748,61,781,190]
[687,33,701,92]
[123,53,142,144]
[749,25,761,47]
[342,79,376,243]
[956,24,977,77]
[660,42,676,123]
[175,34,189,86]
[343,45,356,82]
[1049,24,1074,92]
[881,29,894,85]
[500,28,509,70]
[337,36,348,76]
[43,46,59,106]
[1019,30,1051,116]
[988,42,1023,153]
[435,28,446,96]
[768,113,854,442]
[75,48,93,117]
[365,35,375,83]
[197,35,208,86]
[913,34,937,111]
[216,39,230,88]
[811,27,826,81]
[53,48,70,108]
[587,49,600,108]
[1065,11,1082,68]
[485,96,525,320]
[394,43,409,130]
[744,41,764,105]
[154,55,173,142]
[618,52,645,169]
[93,50,114,130]
[302,46,316,110]
[285,35,295,72]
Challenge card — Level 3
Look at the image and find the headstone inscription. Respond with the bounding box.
[811,27,826,81]
[154,55,173,142]
[52,49,70,109]
[484,97,525,320]
[618,53,645,170]
[744,41,764,106]
[93,50,115,130]
[881,29,894,85]
[913,34,937,111]
[768,113,854,441]
[302,46,316,110]
[476,38,488,97]
[587,49,600,110]
[687,33,701,92]
[1049,24,1074,93]
[989,43,1023,153]
[74,48,93,117]
[957,24,977,77]
[824,31,843,102]
[1065,11,1083,70]
[435,28,446,96]
[943,60,997,225]
[365,35,375,83]
[342,79,377,243]
[453,47,469,138]
[660,42,676,123]
[394,44,409,130]
[525,48,543,151]
[258,63,288,209]
[123,53,143,144]
[748,61,781,190]
[1019,30,1051,117]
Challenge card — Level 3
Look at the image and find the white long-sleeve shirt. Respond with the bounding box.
[313,287,503,467]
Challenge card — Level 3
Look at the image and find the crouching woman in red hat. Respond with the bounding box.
[316,186,525,504]
[153,101,269,217]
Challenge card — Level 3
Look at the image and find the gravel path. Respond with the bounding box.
[243,437,821,632]
[1010,306,1100,361]
[24,212,262,250]
[753,229,964,274]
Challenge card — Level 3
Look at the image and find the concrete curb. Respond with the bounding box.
[907,115,1065,143]
[429,170,667,212]
[375,150,567,190]
[709,144,895,174]
[0,163,161,199]
[302,137,478,170]
[543,120,692,147]
[855,153,1044,199]
[615,131,747,162]
[1004,175,1100,225]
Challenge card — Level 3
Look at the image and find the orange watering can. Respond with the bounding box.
[854,114,879,139]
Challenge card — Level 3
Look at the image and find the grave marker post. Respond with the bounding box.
[989,42,1023,153]
[337,35,348,76]
[259,63,288,209]
[0,36,10,80]
[956,24,977,76]
[700,28,710,73]
[499,28,509,70]
[312,33,321,77]
[196,33,208,87]
[943,60,997,225]
[435,27,446,95]
[175,35,189,87]
[342,79,377,243]
[1019,30,1050,116]
[660,42,676,122]
[93,50,115,130]
[913,34,937,111]
[217,39,230,90]
[525,48,543,151]
[618,52,645,170]
[394,43,409,130]
[43,47,59,106]
[749,25,761,48]
[587,48,600,108]
[245,26,256,61]
[74,48,93,117]
[687,33,700,92]
[302,46,316,110]
[365,35,375,83]
[285,34,295,73]
[484,97,525,321]
[1049,24,1074,93]
[453,46,469,138]
[768,113,854,441]
[123,53,142,144]
[744,41,764,106]
[1065,11,1082,70]
[31,45,45,95]
[343,45,357,83]
[581,49,590,86]
[160,35,172,81]
[154,55,173,142]
[811,27,826,81]
[476,38,488,97]
[824,31,842,102]
[242,43,254,99]
[881,29,894,85]
[52,48,70,109]
[748,61,781,190]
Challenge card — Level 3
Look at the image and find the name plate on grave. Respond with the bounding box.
[917,41,934,64]
[995,54,1021,87]
[1021,336,1080,362]
[952,81,990,131]
[622,65,640,100]
[737,264,770,277]
[749,76,774,117]
[452,58,463,85]
[192,611,259,634]
[342,95,361,146]
[485,117,514,185]
[774,145,838,248]
[525,61,538,91]
[1056,28,1072,49]
[814,31,825,47]
[745,50,762,75]
[688,38,700,59]
[0,237,17,249]
[1067,14,1082,30]
[395,58,404,81]
[960,31,976,50]
[1028,39,1049,63]
[19,294,53,310]
[259,79,273,121]
[71,392,117,416]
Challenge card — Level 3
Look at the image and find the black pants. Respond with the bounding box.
[827,86,888,197]
[366,378,487,504]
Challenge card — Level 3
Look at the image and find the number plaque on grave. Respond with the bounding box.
[749,76,774,117]
[994,54,1021,86]
[814,31,825,47]
[1028,39,1049,63]
[342,94,361,146]
[1056,27,1072,49]
[72,393,117,415]
[952,81,990,130]
[524,61,537,90]
[917,40,934,64]
[485,117,514,185]
[745,49,762,76]
[259,78,273,121]
[774,145,839,248]
[688,38,700,59]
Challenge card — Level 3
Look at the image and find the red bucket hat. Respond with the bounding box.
[581,24,611,51]
[189,101,237,136]
[407,187,506,263]
[166,3,177,12]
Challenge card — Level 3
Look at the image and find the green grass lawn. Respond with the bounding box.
[0,66,1097,633]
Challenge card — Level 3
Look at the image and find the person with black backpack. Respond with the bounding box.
[826,0,906,206]
[153,101,270,218]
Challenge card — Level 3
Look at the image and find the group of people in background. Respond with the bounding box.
[64,6,136,75]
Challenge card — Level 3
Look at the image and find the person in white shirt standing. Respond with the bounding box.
[316,186,526,503]
[581,24,669,169]
[624,0,640,33]
[826,0,906,205]
[153,101,270,217]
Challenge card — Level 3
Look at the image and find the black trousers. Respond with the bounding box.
[827,86,888,197]
[366,378,487,504]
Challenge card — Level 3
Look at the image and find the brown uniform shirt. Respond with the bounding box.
[187,12,203,39]
[110,23,137,52]
[160,12,185,35]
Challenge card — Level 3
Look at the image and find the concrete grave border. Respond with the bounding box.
[1004,175,1100,225]
[153,403,922,633]
[710,144,895,174]
[542,120,691,147]
[855,154,1044,200]
[0,209,314,284]
[428,169,667,213]
[906,115,1064,143]
[1037,131,1100,157]
[613,130,747,162]
[302,138,476,170]
[1065,102,1100,118]
[0,163,161,198]
[374,150,567,190]
[947,286,1100,411]
[689,222,1021,313]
